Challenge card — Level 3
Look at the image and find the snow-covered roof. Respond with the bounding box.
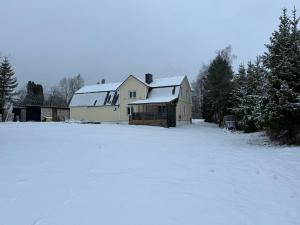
[149,76,185,87]
[135,75,185,88]
[75,82,122,94]
[129,96,178,105]
[70,75,186,107]
[69,91,119,107]
[129,86,180,105]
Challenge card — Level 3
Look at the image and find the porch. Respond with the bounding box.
[128,102,176,127]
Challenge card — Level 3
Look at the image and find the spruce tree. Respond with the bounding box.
[263,8,300,144]
[230,58,267,132]
[242,58,266,132]
[202,47,234,125]
[230,64,247,129]
[0,57,18,119]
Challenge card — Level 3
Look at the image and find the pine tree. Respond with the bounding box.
[263,8,300,144]
[0,57,18,119]
[202,47,234,125]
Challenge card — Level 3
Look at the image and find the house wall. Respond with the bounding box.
[176,76,192,123]
[118,76,148,121]
[69,76,148,123]
[70,106,120,122]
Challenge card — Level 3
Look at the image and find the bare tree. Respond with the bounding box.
[59,74,84,105]
[44,86,66,107]
[44,74,84,107]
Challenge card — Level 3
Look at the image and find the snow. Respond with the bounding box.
[149,76,185,87]
[150,86,180,98]
[0,120,300,225]
[130,86,180,104]
[129,96,178,104]
[137,75,185,87]
[69,92,107,107]
[70,91,118,107]
[75,82,121,94]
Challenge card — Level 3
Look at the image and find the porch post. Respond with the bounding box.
[166,104,169,127]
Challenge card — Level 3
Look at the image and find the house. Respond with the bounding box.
[69,74,192,127]
[12,105,70,122]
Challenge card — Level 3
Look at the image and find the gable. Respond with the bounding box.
[118,75,148,90]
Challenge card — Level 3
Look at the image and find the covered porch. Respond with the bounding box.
[128,101,177,127]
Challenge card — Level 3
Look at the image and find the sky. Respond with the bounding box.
[0,0,298,89]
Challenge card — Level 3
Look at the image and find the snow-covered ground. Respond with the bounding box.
[0,120,299,225]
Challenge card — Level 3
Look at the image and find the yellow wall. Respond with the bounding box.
[176,76,192,122]
[118,76,148,121]
[70,106,120,122]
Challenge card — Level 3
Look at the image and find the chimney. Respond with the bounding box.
[145,73,153,84]
[101,79,105,84]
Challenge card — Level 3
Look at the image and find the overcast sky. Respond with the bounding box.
[0,0,298,89]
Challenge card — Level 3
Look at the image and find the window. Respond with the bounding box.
[129,91,136,98]
[127,106,134,115]
[158,105,166,113]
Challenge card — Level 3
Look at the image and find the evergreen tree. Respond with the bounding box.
[290,7,300,94]
[0,57,18,120]
[230,64,247,129]
[202,47,234,125]
[23,81,44,106]
[242,58,266,132]
[230,58,267,132]
[263,8,300,144]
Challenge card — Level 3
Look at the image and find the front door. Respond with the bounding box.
[167,104,176,127]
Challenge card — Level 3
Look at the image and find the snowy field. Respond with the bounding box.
[0,121,300,225]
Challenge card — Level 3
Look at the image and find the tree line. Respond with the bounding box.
[0,56,84,119]
[194,8,300,144]
[18,74,84,107]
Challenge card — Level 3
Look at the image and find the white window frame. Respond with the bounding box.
[127,106,134,115]
[129,91,137,99]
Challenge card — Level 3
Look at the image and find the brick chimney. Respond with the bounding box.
[145,73,153,84]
